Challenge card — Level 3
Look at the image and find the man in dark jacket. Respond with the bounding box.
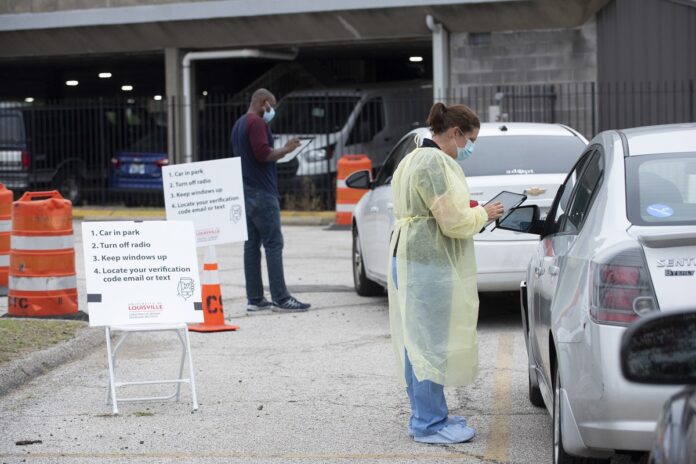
[231,88,311,312]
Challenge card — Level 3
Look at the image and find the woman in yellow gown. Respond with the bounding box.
[388,102,503,444]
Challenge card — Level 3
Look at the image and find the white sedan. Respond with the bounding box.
[347,122,588,296]
[499,122,696,462]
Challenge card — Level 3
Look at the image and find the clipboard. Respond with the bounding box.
[282,137,314,161]
[484,191,527,227]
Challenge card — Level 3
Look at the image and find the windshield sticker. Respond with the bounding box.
[506,169,535,175]
[646,204,674,218]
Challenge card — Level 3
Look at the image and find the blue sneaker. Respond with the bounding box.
[409,416,467,438]
[272,296,310,312]
[413,422,476,444]
[246,298,272,312]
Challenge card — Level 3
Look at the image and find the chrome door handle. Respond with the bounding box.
[549,265,559,276]
[370,206,379,213]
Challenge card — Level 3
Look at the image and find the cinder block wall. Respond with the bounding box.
[449,20,598,135]
[450,20,597,88]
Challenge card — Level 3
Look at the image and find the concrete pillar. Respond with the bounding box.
[427,16,450,102]
[165,47,185,165]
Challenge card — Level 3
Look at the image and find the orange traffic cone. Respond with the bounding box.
[189,246,239,333]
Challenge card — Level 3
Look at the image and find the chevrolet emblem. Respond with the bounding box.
[525,187,546,196]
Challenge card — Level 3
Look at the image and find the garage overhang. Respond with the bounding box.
[0,0,610,58]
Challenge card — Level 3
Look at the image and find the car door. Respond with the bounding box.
[531,147,604,383]
[361,133,417,282]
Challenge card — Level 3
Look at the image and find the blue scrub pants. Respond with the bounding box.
[392,257,449,437]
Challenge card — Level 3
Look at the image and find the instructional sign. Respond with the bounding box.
[163,157,247,247]
[82,221,204,327]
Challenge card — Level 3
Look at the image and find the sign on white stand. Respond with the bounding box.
[163,157,247,247]
[81,220,202,414]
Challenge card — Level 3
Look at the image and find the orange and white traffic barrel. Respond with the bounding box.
[336,155,372,226]
[8,191,78,317]
[0,184,12,296]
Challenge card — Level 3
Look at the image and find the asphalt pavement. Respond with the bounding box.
[0,219,563,463]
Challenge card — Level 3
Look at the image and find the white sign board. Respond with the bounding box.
[162,158,247,247]
[82,221,204,327]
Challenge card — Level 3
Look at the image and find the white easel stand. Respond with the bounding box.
[105,323,198,415]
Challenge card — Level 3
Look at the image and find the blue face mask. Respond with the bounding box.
[263,104,275,123]
[455,132,475,161]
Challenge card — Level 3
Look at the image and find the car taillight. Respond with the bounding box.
[590,244,659,326]
[155,158,170,168]
[21,151,30,170]
[111,157,122,169]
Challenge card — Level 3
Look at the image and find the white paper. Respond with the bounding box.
[280,137,314,162]
[82,221,204,327]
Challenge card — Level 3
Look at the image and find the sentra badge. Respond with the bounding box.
[656,258,696,267]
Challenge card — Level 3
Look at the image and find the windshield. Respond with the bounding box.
[0,113,25,145]
[271,96,359,135]
[626,153,696,226]
[458,135,586,176]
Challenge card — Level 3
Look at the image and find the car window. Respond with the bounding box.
[346,98,384,146]
[560,149,604,233]
[0,113,25,145]
[626,152,696,226]
[458,135,586,176]
[271,96,360,134]
[545,148,594,234]
[374,134,417,186]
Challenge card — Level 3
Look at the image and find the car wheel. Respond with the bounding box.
[352,226,383,297]
[56,171,82,205]
[553,366,609,464]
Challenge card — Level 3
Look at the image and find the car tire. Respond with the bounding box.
[352,226,383,297]
[553,366,609,464]
[56,171,82,205]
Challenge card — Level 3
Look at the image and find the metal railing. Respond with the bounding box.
[0,80,693,210]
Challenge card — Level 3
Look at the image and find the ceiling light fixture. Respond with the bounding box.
[121,85,133,91]
[409,56,424,63]
[66,80,79,86]
[98,72,112,78]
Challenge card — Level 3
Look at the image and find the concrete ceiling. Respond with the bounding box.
[0,0,611,58]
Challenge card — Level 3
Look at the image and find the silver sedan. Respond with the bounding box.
[500,123,696,463]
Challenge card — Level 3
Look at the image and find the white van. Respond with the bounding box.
[271,83,432,188]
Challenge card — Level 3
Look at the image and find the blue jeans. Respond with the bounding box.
[392,257,449,437]
[244,187,290,303]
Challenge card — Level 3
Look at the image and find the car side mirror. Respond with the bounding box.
[496,205,542,234]
[345,170,372,190]
[621,311,696,385]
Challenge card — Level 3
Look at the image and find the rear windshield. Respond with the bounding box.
[0,113,25,145]
[626,153,696,226]
[271,96,360,135]
[458,135,586,176]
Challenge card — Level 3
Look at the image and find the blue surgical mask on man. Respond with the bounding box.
[455,131,475,161]
[263,104,276,123]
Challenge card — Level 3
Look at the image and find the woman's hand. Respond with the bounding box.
[484,202,504,221]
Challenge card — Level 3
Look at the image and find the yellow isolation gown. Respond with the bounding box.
[388,145,488,387]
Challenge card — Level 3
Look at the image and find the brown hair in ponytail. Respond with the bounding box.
[426,102,480,135]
